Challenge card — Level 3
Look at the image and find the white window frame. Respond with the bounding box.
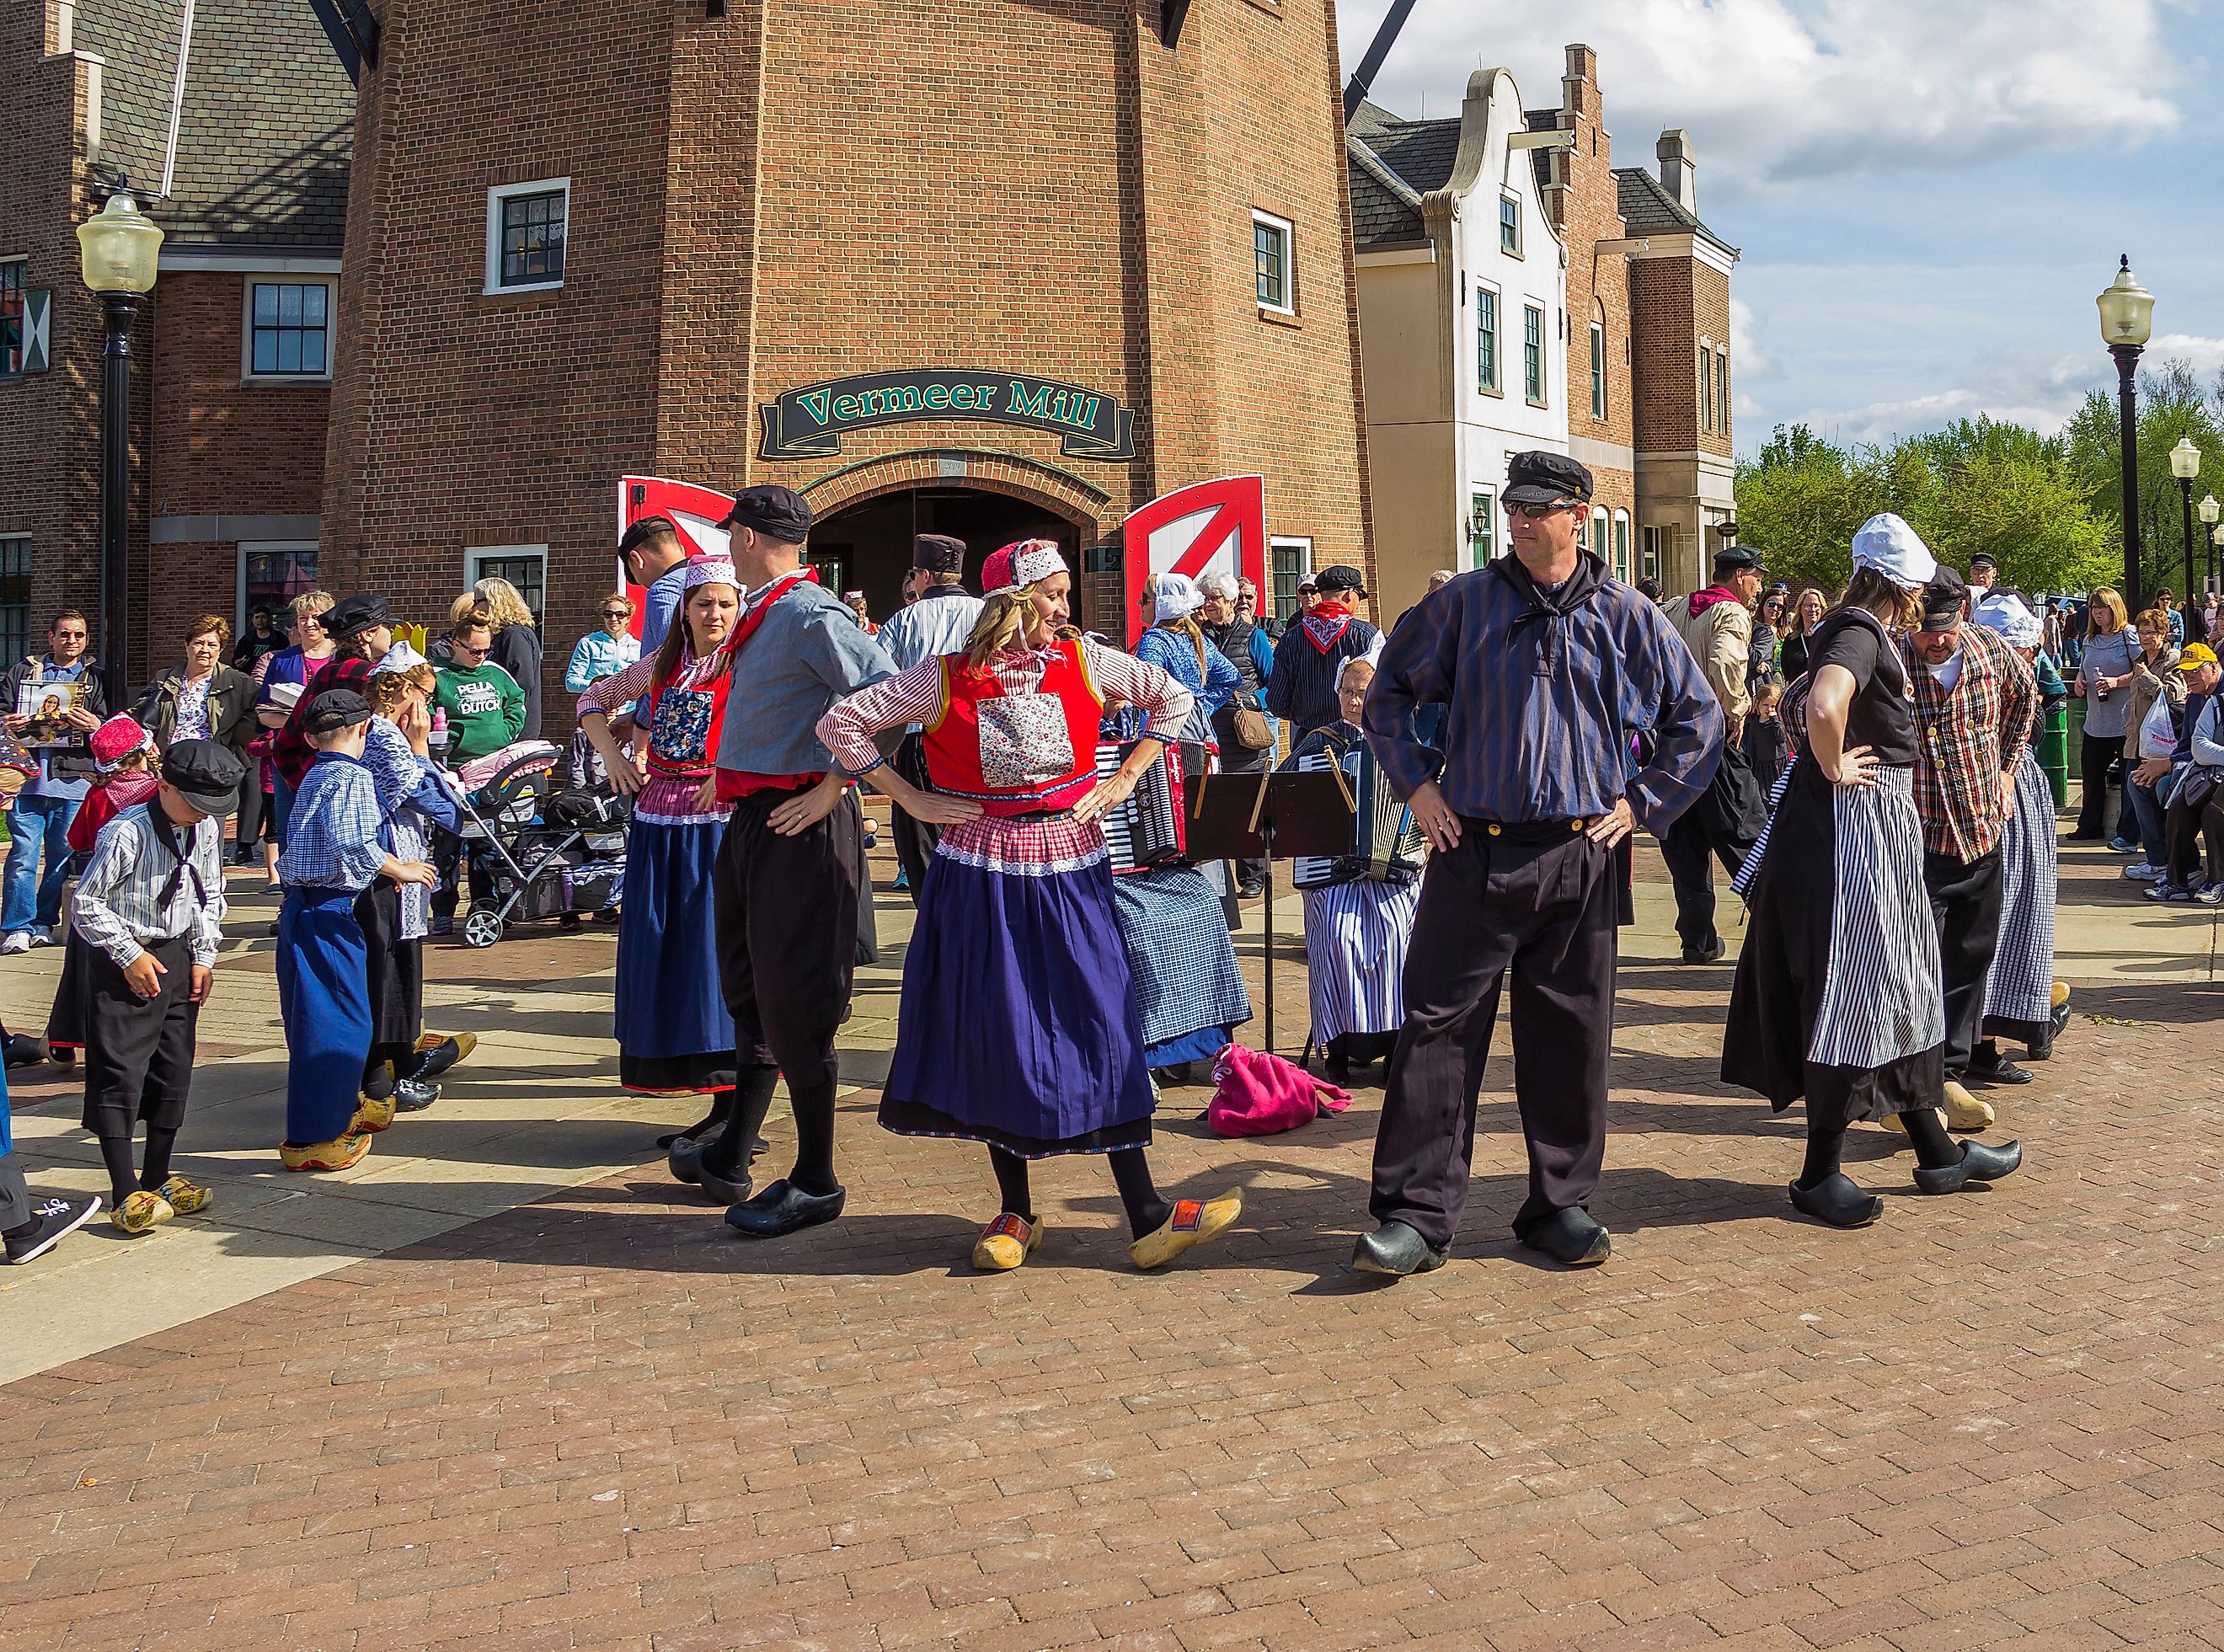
[466,544,549,629]
[1475,283,1500,398]
[1251,209,1296,316]
[1612,511,1631,584]
[237,541,320,638]
[1523,303,1547,408]
[1588,318,1607,421]
[485,178,571,296]
[1269,534,1313,621]
[1499,193,1521,257]
[1715,349,1731,441]
[1698,336,1715,432]
[240,277,338,383]
[1468,488,1496,569]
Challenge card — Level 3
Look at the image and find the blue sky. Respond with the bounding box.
[1335,0,2224,456]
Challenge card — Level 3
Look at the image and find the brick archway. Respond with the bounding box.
[798,448,1115,534]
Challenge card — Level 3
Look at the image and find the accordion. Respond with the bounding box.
[1291,746,1430,889]
[1094,738,1192,874]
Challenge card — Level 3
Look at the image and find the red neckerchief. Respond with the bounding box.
[1302,605,1354,654]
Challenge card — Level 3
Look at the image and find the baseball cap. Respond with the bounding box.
[2176,643,2218,671]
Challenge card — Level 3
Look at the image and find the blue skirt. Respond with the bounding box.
[612,815,736,1093]
[1110,865,1251,1067]
[277,888,372,1145]
[880,833,1155,1159]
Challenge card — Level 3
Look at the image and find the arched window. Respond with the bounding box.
[1612,511,1631,583]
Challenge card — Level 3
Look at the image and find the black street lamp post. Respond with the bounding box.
[2171,437,2203,613]
[74,182,163,711]
[2097,255,2156,613]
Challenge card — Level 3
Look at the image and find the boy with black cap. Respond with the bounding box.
[1354,449,1722,1277]
[874,534,982,901]
[703,484,898,1238]
[69,738,244,1232]
[1266,563,1381,740]
[274,690,440,1173]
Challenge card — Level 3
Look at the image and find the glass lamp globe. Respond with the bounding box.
[2096,255,2155,348]
[2201,494,2219,527]
[76,190,163,297]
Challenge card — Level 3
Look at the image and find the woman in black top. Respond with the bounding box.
[473,578,543,740]
[1723,517,2022,1227]
[1778,586,1829,684]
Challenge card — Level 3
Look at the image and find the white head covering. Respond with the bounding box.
[1972,592,2042,650]
[1151,571,1205,623]
[1851,513,1938,591]
[682,558,739,592]
[1334,638,1385,693]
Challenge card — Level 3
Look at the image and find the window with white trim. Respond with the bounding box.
[243,279,335,380]
[1476,285,1499,395]
[1715,349,1731,441]
[1499,194,1521,255]
[1590,509,1608,565]
[1468,488,1496,568]
[1270,536,1312,622]
[1523,304,1546,406]
[1253,211,1295,314]
[1641,524,1666,584]
[1612,511,1630,584]
[467,545,548,632]
[1589,318,1607,420]
[486,179,569,294]
[239,543,318,638]
[1699,337,1715,432]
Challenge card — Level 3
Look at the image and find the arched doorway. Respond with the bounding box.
[799,450,1113,624]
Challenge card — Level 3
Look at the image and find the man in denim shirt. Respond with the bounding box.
[1,612,107,953]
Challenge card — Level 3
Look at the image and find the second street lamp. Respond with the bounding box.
[2171,436,2202,613]
[2202,493,2221,597]
[74,181,163,712]
[2097,254,2156,612]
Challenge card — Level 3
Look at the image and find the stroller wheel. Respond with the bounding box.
[462,906,505,949]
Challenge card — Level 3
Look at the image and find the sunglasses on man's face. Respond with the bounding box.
[601,609,630,619]
[1509,500,1578,521]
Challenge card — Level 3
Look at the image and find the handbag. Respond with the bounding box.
[1224,696,1275,751]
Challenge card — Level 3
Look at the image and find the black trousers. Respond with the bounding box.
[2165,791,2224,887]
[2074,731,2124,838]
[0,1155,28,1230]
[429,829,495,921]
[1658,741,1762,953]
[80,936,199,1139]
[714,784,863,1092]
[889,734,938,906]
[1922,847,2004,1080]
[235,761,270,853]
[1368,821,1617,1251]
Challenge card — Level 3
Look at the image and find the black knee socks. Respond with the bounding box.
[658,1086,734,1150]
[1797,1125,1847,1190]
[988,1147,1034,1222]
[787,1077,840,1197]
[1899,1105,1965,1170]
[703,1069,777,1178]
[140,1126,178,1193]
[1109,1148,1170,1239]
[98,1134,137,1206]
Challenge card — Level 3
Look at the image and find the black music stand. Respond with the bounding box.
[1184,767,1354,1056]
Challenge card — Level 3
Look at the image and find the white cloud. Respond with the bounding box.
[1729,297,1778,382]
[1339,0,2183,199]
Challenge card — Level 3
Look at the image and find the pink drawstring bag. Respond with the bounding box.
[1205,1043,1352,1138]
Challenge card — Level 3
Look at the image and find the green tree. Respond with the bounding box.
[2062,359,2224,601]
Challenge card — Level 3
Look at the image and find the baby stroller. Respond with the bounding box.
[449,741,632,948]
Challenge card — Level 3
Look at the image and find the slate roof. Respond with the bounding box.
[1612,166,1739,259]
[73,0,353,250]
[1345,105,1461,249]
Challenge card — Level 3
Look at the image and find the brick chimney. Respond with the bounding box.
[1657,128,1697,213]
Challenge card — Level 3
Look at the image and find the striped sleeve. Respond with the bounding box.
[815,660,949,774]
[1083,639,1192,741]
[580,655,660,722]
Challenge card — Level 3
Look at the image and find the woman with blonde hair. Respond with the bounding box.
[2071,585,2138,840]
[1723,514,2022,1227]
[471,576,543,740]
[815,539,1243,1273]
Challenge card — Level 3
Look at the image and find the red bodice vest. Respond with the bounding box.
[922,640,1104,817]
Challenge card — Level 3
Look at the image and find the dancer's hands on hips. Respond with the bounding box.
[1408,781,1461,853]
[1585,799,1635,848]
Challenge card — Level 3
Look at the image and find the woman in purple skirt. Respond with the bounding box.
[816,539,1243,1274]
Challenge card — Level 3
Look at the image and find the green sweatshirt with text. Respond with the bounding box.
[435,660,526,761]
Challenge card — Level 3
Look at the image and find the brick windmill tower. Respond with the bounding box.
[318,0,1374,651]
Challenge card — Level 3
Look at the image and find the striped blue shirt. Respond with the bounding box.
[1364,554,1724,829]
[275,751,388,891]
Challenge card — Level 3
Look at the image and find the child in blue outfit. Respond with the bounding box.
[274,690,438,1172]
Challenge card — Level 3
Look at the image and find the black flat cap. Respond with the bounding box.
[1503,450,1595,506]
[1969,552,1999,571]
[160,739,247,817]
[1919,568,1968,632]
[302,688,374,737]
[323,594,394,638]
[723,484,813,544]
[913,533,967,574]
[1315,564,1367,596]
[1714,545,1766,575]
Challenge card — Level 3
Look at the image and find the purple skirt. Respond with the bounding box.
[880,816,1154,1158]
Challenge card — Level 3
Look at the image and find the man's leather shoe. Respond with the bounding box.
[1519,1206,1612,1266]
[724,1179,846,1238]
[1965,1051,2033,1087]
[1681,937,1727,965]
[1912,1140,2023,1195]
[1349,1222,1448,1278]
[1788,1174,1884,1228]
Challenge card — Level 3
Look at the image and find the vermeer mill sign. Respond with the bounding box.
[758,370,1137,462]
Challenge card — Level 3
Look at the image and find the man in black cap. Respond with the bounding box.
[1353,449,1722,1277]
[874,534,982,902]
[69,738,245,1233]
[1902,568,2038,1114]
[698,484,898,1238]
[1658,543,1769,964]
[1266,563,1382,740]
[271,593,398,789]
[1966,552,1998,597]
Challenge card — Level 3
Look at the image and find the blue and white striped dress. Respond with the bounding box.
[1283,723,1422,1044]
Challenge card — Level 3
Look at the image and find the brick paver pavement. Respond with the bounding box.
[4,847,2222,1650]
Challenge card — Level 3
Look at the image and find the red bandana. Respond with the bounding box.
[1302,609,1354,654]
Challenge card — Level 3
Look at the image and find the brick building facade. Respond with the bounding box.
[1348,40,1738,601]
[0,0,350,687]
[322,0,1375,675]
